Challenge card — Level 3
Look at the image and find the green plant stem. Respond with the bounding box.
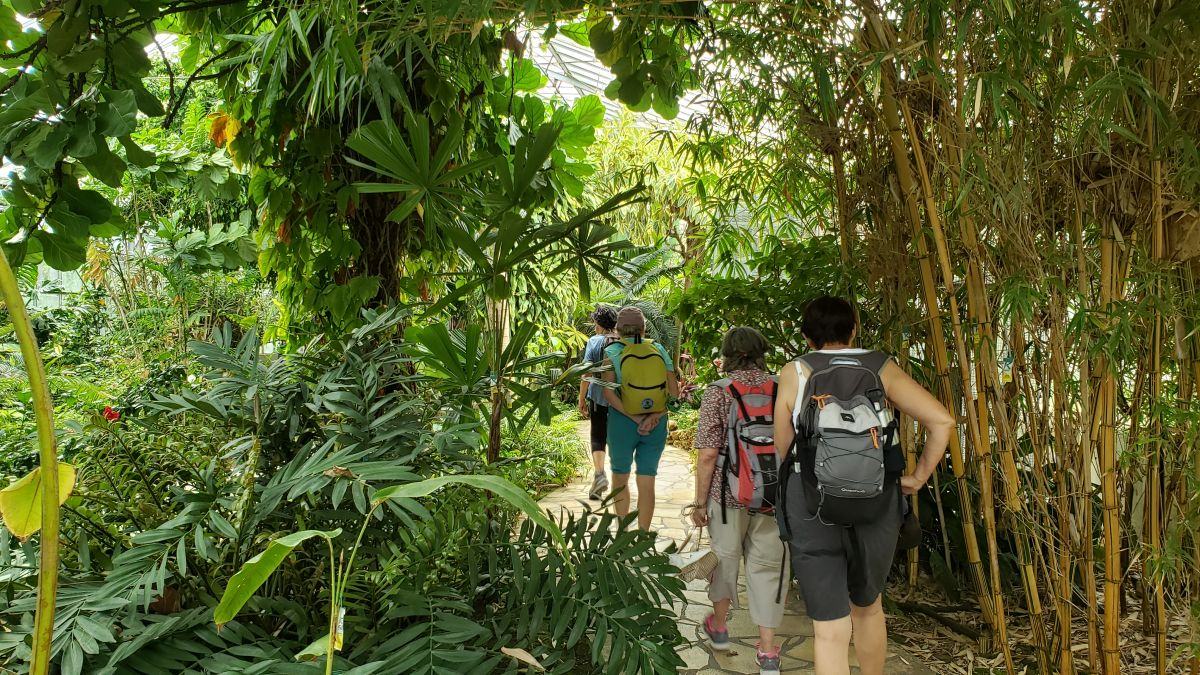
[326,537,337,675]
[0,247,61,675]
[325,501,376,673]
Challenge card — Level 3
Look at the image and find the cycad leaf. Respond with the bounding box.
[372,475,563,550]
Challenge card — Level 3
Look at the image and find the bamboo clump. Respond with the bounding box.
[650,0,1200,669]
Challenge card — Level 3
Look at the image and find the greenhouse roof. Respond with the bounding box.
[527,31,708,125]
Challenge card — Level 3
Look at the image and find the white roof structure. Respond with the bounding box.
[526,30,709,126]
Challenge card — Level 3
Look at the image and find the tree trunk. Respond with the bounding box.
[485,293,511,465]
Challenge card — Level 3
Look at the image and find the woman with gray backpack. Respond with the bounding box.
[774,296,953,675]
[690,326,785,675]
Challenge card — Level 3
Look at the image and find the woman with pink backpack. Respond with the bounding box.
[690,326,785,675]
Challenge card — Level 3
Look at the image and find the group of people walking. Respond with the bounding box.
[578,297,954,675]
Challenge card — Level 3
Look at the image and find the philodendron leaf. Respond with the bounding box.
[372,475,564,550]
[0,464,77,539]
[213,529,342,627]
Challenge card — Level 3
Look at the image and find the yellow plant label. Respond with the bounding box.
[334,606,345,651]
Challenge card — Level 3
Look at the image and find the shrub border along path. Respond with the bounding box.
[535,423,936,674]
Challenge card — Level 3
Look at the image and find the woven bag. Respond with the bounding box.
[669,523,718,582]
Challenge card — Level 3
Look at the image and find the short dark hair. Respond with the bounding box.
[801,296,857,349]
[720,326,770,372]
[591,305,617,330]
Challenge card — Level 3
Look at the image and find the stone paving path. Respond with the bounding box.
[537,422,935,674]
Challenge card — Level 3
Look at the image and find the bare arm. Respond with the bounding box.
[667,369,680,398]
[694,447,719,514]
[691,383,726,526]
[881,361,955,493]
[577,378,589,416]
[601,360,627,416]
[774,362,798,459]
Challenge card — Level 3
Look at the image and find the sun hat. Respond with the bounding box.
[615,306,646,334]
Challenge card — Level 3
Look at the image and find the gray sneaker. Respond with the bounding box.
[588,472,608,500]
[703,614,730,651]
[757,648,781,675]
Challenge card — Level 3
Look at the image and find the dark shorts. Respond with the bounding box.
[588,401,609,453]
[783,472,902,621]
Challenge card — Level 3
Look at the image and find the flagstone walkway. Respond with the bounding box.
[536,422,935,674]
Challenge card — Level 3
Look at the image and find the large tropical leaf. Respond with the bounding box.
[0,464,77,539]
[213,528,342,627]
[405,323,489,395]
[346,116,497,230]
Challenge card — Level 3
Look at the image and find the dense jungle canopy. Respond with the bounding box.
[1,0,1199,673]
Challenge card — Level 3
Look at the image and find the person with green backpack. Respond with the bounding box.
[600,306,679,530]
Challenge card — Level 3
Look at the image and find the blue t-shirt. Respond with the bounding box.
[603,340,675,385]
[582,335,611,405]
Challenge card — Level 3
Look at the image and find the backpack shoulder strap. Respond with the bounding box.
[858,350,892,377]
[725,379,754,422]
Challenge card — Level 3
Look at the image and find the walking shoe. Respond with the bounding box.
[702,614,731,651]
[588,472,608,500]
[757,646,781,675]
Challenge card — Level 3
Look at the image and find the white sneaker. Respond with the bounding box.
[589,472,608,500]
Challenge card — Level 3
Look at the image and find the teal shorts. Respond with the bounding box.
[607,412,668,476]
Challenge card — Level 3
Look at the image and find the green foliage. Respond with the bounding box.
[152,210,258,274]
[373,475,563,549]
[675,234,857,362]
[213,528,342,627]
[1,0,676,334]
[497,415,587,497]
[667,406,699,454]
[0,307,687,673]
[576,13,702,120]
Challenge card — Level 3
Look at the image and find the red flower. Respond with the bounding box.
[102,406,121,422]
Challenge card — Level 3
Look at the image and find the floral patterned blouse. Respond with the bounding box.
[694,368,774,509]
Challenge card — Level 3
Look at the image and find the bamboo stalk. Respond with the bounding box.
[1147,86,1167,674]
[0,248,61,675]
[1046,285,1078,675]
[860,8,1001,648]
[832,142,853,266]
[1073,185,1102,673]
[900,345,920,588]
[1097,218,1122,675]
[899,95,1033,672]
[1007,318,1055,673]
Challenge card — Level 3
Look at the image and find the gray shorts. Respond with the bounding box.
[782,472,901,621]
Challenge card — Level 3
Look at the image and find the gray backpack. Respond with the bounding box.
[790,351,903,526]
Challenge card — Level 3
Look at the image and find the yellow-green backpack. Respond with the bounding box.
[617,338,668,413]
